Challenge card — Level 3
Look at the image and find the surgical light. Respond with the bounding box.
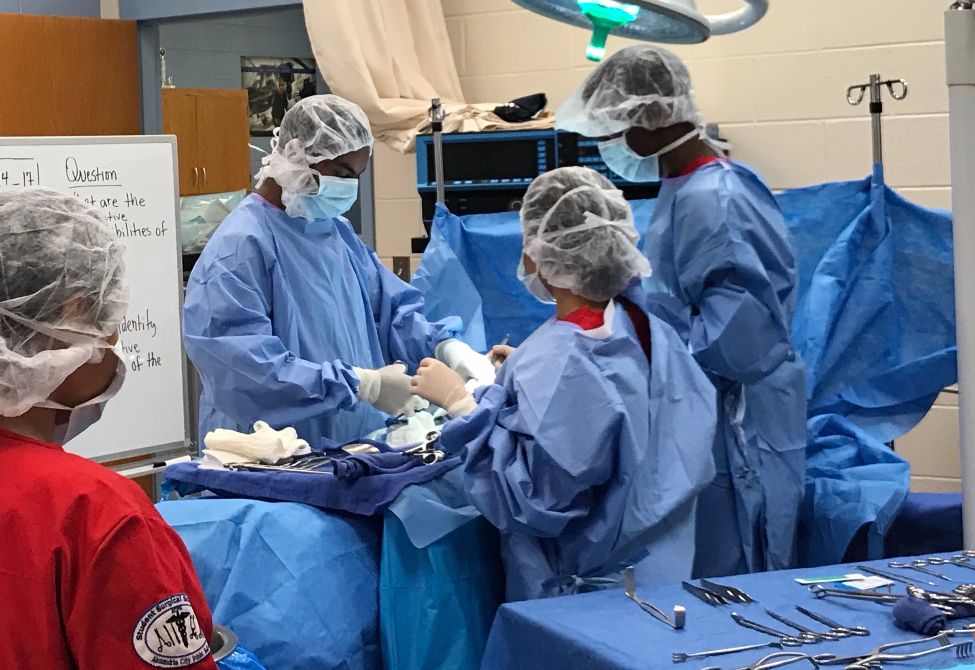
[513,0,769,61]
[578,1,640,61]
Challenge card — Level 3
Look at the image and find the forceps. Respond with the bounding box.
[889,559,953,581]
[794,606,870,637]
[764,609,841,642]
[855,564,936,587]
[730,612,809,645]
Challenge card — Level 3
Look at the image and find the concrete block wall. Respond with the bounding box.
[439,0,950,204]
[370,0,958,486]
[898,388,961,492]
[373,142,427,274]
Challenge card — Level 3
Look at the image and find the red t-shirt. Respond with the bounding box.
[561,304,606,330]
[562,301,652,363]
[678,154,727,177]
[0,429,217,669]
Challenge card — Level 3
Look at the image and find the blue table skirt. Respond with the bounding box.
[482,553,975,670]
[885,493,963,558]
[158,499,381,670]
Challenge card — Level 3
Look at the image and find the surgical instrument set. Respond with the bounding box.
[809,583,975,617]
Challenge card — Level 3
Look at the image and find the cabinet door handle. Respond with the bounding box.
[193,166,199,187]
[202,166,207,186]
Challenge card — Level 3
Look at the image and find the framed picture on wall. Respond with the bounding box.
[241,56,317,136]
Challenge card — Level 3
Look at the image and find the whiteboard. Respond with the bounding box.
[0,136,188,461]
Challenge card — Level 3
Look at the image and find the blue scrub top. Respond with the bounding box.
[440,285,717,601]
[183,194,461,446]
[643,159,807,576]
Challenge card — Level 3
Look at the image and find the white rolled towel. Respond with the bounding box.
[201,421,311,468]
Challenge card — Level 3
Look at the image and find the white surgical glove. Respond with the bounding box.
[488,344,516,369]
[354,363,425,416]
[435,339,496,387]
[411,358,477,417]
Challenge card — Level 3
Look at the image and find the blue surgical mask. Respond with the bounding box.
[286,175,359,221]
[598,135,659,183]
[517,258,555,305]
[598,127,704,183]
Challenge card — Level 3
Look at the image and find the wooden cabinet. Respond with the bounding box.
[162,88,250,196]
[0,14,140,136]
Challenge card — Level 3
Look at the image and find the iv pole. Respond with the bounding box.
[946,1,975,547]
[846,74,908,168]
[429,98,446,205]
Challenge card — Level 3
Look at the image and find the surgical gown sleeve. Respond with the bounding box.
[439,350,621,538]
[673,177,795,384]
[183,237,362,430]
[349,232,463,367]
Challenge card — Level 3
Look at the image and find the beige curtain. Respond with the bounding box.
[302,0,553,153]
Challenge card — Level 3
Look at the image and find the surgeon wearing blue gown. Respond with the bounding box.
[410,167,717,601]
[183,95,493,446]
[558,46,807,577]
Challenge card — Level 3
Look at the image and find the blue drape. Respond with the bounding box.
[412,167,956,566]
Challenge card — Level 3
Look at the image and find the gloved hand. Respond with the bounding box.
[412,358,477,417]
[488,344,516,369]
[354,363,426,416]
[435,339,496,386]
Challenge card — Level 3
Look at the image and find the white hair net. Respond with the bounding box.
[521,167,650,302]
[557,45,702,138]
[255,94,374,206]
[0,188,128,417]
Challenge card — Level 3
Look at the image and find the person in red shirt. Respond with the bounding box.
[0,188,217,669]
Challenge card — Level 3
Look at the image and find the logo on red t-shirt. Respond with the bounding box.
[132,593,210,667]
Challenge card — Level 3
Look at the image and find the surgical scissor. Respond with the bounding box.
[889,559,953,581]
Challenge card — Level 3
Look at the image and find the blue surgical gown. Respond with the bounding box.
[643,160,807,576]
[183,194,461,446]
[439,284,717,601]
